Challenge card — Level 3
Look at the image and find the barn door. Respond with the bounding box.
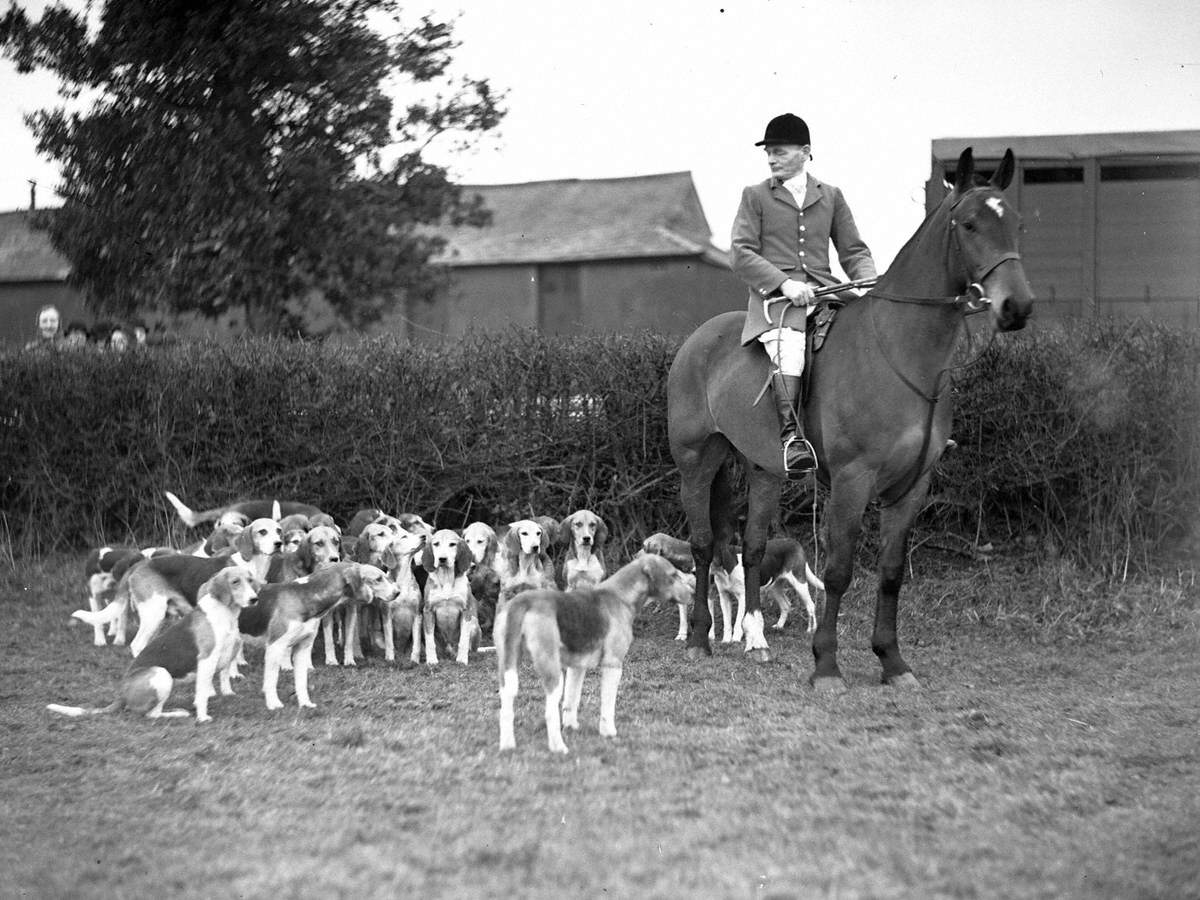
[536,264,582,334]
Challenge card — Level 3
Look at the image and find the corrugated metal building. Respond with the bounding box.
[406,171,743,341]
[927,131,1200,326]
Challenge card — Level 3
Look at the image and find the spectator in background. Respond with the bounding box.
[107,326,131,353]
[62,321,90,348]
[24,304,62,350]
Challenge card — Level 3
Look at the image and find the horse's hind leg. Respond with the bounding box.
[872,486,927,689]
[741,465,783,663]
[677,439,733,659]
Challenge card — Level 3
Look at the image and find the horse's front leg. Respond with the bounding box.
[741,467,782,663]
[686,546,714,659]
[872,484,928,688]
[812,474,871,691]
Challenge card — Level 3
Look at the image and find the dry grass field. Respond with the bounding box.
[2,553,1198,899]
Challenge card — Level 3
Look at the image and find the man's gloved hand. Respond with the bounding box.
[779,278,815,307]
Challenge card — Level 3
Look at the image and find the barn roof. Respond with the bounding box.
[931,130,1200,163]
[0,209,70,282]
[434,171,730,267]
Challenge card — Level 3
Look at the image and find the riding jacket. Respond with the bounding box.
[731,173,876,344]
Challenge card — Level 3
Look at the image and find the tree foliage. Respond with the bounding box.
[0,0,504,334]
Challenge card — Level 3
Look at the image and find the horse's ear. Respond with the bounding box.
[991,148,1015,191]
[954,147,975,193]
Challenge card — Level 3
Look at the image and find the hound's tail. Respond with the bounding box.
[71,597,124,627]
[493,595,535,684]
[47,700,122,717]
[164,491,206,527]
[804,564,825,593]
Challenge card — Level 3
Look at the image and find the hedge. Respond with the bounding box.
[2,320,1197,573]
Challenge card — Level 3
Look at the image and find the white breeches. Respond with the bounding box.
[758,326,807,376]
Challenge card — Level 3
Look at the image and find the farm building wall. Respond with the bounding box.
[927,132,1200,327]
[404,256,743,344]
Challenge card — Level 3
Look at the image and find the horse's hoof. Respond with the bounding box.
[686,645,712,661]
[810,676,848,694]
[885,672,921,690]
[745,648,773,664]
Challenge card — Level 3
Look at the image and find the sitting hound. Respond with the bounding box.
[420,529,479,666]
[238,562,397,710]
[557,509,609,590]
[494,553,692,754]
[49,568,260,722]
[496,519,556,609]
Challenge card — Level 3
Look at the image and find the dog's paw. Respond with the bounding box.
[265,697,284,710]
[298,700,316,709]
[195,714,212,724]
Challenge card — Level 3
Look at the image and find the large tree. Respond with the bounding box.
[0,0,503,334]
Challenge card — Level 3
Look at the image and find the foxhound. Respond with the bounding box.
[495,554,692,754]
[183,520,243,558]
[420,529,479,665]
[379,527,426,664]
[496,519,556,609]
[73,518,281,656]
[557,509,609,590]
[238,562,397,710]
[49,568,259,721]
[164,490,325,528]
[711,537,824,641]
[81,546,155,647]
[463,521,501,640]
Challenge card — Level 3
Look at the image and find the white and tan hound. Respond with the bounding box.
[557,509,609,590]
[711,538,824,641]
[497,518,556,608]
[419,529,479,666]
[50,569,260,721]
[637,532,710,642]
[239,562,397,710]
[73,518,281,656]
[380,527,427,664]
[495,554,692,754]
[462,521,501,640]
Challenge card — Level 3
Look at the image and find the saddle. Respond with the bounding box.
[801,298,846,403]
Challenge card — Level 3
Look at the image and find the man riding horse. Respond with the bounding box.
[731,113,877,477]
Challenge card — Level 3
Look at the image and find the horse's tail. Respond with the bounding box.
[47,700,122,717]
[804,564,825,593]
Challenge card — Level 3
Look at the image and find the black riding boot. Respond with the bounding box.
[771,371,816,478]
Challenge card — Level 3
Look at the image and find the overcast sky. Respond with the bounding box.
[1,0,1197,268]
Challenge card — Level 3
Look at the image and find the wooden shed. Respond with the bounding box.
[927,131,1200,327]
[405,171,743,341]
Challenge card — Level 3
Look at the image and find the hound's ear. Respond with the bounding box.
[343,564,364,598]
[502,527,520,559]
[954,146,975,194]
[235,527,254,559]
[539,528,550,553]
[211,572,234,606]
[297,538,315,569]
[556,514,575,546]
[420,542,435,572]
[455,542,473,577]
[595,520,609,547]
[991,148,1015,192]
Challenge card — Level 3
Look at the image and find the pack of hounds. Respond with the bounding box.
[48,491,823,753]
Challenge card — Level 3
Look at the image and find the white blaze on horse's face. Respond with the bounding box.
[986,197,1004,218]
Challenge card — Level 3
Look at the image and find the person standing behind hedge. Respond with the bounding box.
[24,304,62,350]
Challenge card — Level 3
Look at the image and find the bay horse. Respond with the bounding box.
[666,147,1033,689]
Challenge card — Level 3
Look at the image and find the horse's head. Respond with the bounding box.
[950,147,1034,331]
